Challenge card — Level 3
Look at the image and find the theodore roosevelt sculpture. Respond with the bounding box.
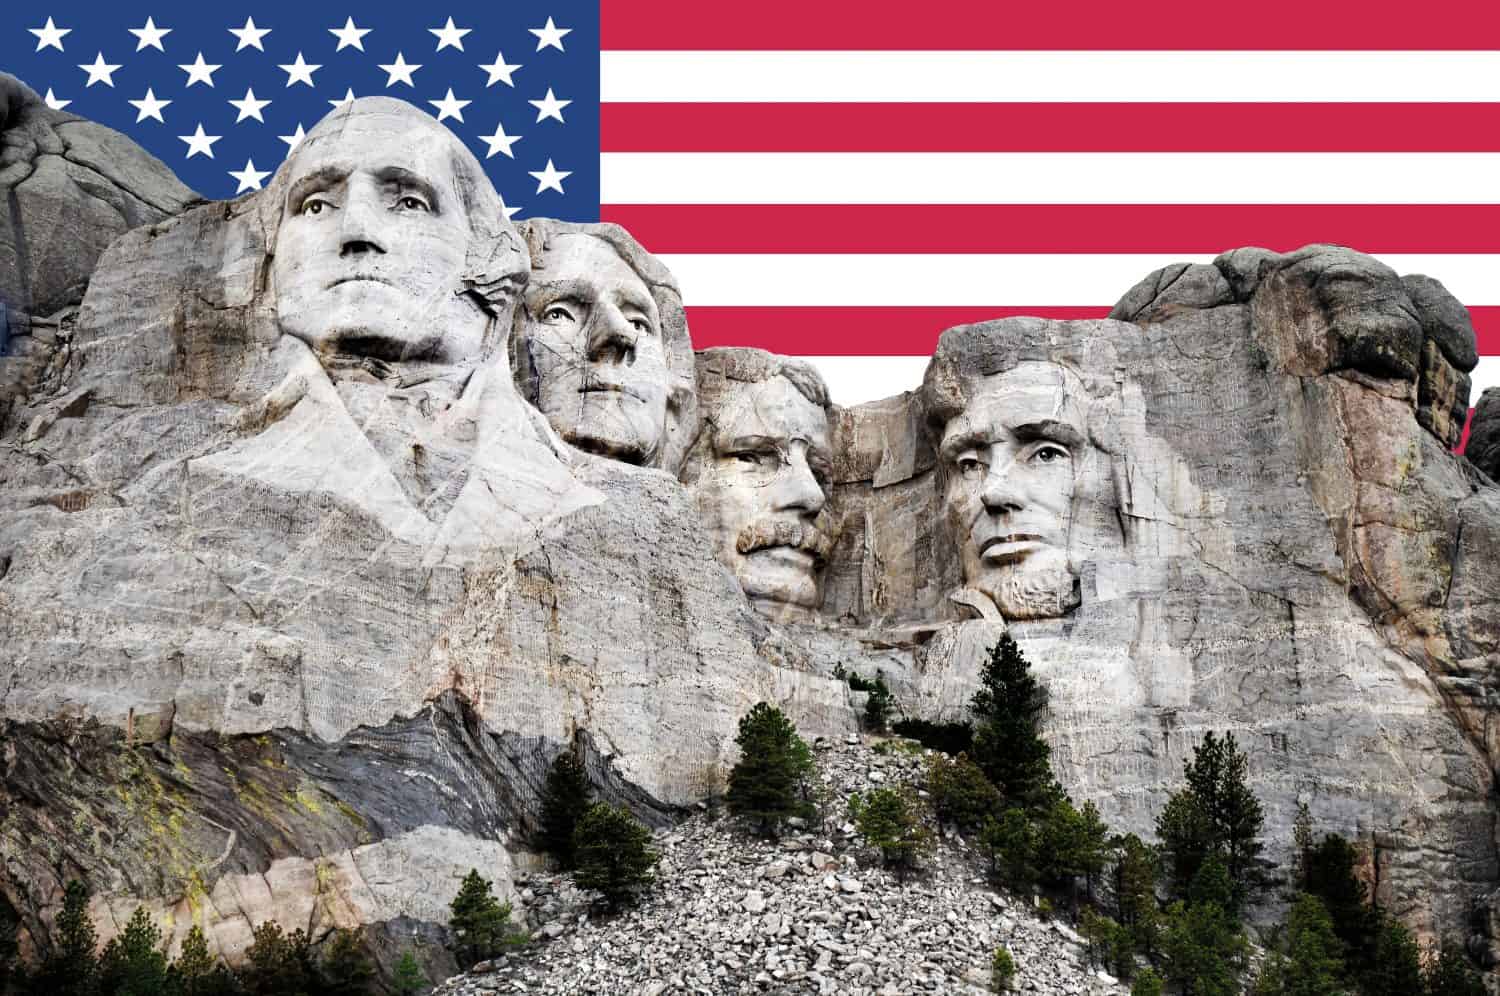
[685,348,836,620]
[511,219,696,472]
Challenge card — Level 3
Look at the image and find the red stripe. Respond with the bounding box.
[602,104,1500,153]
[684,306,1500,356]
[602,0,1500,50]
[602,205,1500,255]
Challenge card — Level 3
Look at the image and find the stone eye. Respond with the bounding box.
[542,304,575,323]
[301,196,332,216]
[397,195,429,212]
[732,452,765,467]
[957,456,984,478]
[629,317,652,336]
[1033,444,1069,464]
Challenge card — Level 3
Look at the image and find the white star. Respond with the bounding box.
[528,159,571,195]
[128,17,172,52]
[329,17,371,52]
[328,88,357,109]
[529,88,571,124]
[128,88,172,123]
[378,52,421,87]
[29,17,71,53]
[228,87,272,123]
[178,52,222,88]
[477,120,521,159]
[529,17,572,52]
[479,51,521,88]
[178,123,221,160]
[428,88,471,124]
[228,159,272,194]
[278,124,307,153]
[229,16,271,52]
[42,89,70,111]
[278,53,321,88]
[429,17,470,52]
[78,54,122,89]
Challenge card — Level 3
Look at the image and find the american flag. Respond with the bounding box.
[5,1,1499,443]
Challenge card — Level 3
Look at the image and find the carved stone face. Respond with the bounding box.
[271,105,482,365]
[939,361,1088,620]
[695,375,834,614]
[520,234,671,465]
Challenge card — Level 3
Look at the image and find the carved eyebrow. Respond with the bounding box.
[373,166,443,213]
[287,165,350,209]
[720,434,781,453]
[939,429,989,461]
[528,277,595,305]
[1011,419,1085,448]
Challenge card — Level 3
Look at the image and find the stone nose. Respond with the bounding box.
[586,306,637,366]
[771,449,826,518]
[338,189,387,258]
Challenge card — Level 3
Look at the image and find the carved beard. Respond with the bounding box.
[985,545,1081,621]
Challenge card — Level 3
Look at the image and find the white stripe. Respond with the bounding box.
[799,355,1500,409]
[602,51,1500,104]
[601,152,1500,205]
[661,254,1500,307]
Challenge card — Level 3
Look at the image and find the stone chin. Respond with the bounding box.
[556,390,665,465]
[972,545,1080,620]
[736,547,823,611]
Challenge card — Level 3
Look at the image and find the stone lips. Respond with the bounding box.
[3,91,1500,975]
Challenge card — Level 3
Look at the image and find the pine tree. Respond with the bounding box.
[925,752,1002,831]
[1303,834,1377,980]
[1363,916,1422,996]
[392,949,429,996]
[848,785,933,880]
[239,921,318,996]
[168,925,236,996]
[97,906,170,996]
[862,671,893,732]
[981,808,1037,889]
[538,749,594,868]
[1424,943,1486,996]
[1251,894,1347,996]
[32,880,98,996]
[725,702,815,837]
[448,870,521,969]
[970,634,1053,812]
[572,803,660,910]
[1113,834,1163,960]
[1157,732,1264,908]
[1160,856,1248,996]
[319,928,376,996]
[1131,968,1164,996]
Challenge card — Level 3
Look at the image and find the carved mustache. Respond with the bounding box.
[736,517,836,565]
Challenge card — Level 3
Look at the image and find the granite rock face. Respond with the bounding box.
[3,94,1500,975]
[1468,388,1500,483]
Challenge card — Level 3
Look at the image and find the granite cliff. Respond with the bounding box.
[2,84,1499,981]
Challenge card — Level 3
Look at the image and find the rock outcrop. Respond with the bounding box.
[3,93,1500,980]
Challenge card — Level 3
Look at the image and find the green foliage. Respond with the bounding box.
[1112,834,1162,960]
[1362,916,1422,996]
[991,945,1016,991]
[392,949,429,996]
[1423,943,1486,996]
[1301,834,1377,979]
[1131,967,1164,996]
[572,802,660,909]
[970,635,1052,812]
[239,921,317,996]
[1160,857,1248,996]
[862,672,893,732]
[538,750,594,868]
[32,880,99,996]
[981,808,1037,890]
[320,929,375,996]
[1251,894,1347,996]
[1034,794,1110,904]
[925,752,1002,831]
[891,718,974,756]
[97,907,170,996]
[725,702,816,836]
[167,925,236,996]
[848,785,933,880]
[1080,907,1136,980]
[449,869,524,969]
[1157,732,1264,909]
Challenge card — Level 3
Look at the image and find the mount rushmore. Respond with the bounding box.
[4,80,1500,971]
